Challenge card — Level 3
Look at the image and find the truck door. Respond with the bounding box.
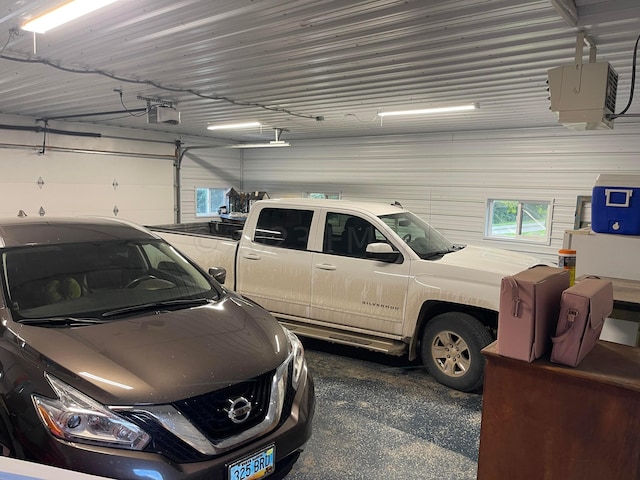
[310,211,410,335]
[236,207,314,318]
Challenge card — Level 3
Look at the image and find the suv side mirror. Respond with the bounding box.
[208,267,227,284]
[365,243,401,263]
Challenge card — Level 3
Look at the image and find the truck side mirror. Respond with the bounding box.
[365,243,401,263]
[208,267,227,284]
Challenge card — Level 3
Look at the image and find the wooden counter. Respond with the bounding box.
[477,341,640,480]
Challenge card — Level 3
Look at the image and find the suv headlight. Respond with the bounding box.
[284,328,306,390]
[32,373,150,450]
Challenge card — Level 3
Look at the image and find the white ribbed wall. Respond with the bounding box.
[177,141,242,223]
[2,112,639,264]
[241,124,640,262]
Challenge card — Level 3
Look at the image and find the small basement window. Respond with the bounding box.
[485,199,553,244]
[196,188,228,217]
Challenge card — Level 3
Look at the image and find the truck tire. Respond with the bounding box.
[420,312,493,392]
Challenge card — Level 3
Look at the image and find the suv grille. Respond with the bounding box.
[121,366,297,463]
[174,369,273,440]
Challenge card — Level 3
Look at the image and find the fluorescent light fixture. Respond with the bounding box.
[227,141,291,148]
[207,122,262,131]
[224,126,290,147]
[22,0,119,33]
[377,104,478,117]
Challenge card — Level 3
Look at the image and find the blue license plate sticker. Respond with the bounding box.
[228,444,275,480]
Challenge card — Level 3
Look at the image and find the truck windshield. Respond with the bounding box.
[1,239,220,323]
[379,212,457,259]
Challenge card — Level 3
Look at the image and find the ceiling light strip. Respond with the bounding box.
[226,142,291,149]
[377,104,478,117]
[207,122,262,131]
[22,0,119,34]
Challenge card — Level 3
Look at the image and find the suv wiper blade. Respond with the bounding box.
[423,249,456,260]
[102,298,212,318]
[20,317,105,327]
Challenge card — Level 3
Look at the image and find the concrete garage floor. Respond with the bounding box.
[286,340,483,480]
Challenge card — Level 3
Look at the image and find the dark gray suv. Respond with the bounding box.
[0,216,314,479]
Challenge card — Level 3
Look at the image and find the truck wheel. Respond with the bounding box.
[420,312,493,392]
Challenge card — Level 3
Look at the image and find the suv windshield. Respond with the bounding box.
[1,239,220,323]
[379,212,458,259]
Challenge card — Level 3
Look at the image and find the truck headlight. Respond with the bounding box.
[284,328,306,390]
[32,373,150,450]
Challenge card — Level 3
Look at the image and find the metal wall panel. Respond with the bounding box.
[241,124,640,261]
[178,138,243,223]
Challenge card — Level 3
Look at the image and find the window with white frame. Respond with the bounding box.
[485,199,553,244]
[196,187,228,216]
[305,192,341,199]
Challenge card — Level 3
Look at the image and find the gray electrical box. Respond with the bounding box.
[547,62,618,130]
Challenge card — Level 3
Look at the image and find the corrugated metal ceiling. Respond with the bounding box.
[0,0,639,142]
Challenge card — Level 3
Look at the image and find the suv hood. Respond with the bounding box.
[435,245,543,275]
[17,296,288,405]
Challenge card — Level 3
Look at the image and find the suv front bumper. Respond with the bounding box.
[23,374,314,480]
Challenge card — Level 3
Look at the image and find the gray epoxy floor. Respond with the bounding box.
[286,340,482,480]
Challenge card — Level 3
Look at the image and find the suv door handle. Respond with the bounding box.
[315,263,336,271]
[242,253,261,260]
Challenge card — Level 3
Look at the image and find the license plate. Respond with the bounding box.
[228,444,275,480]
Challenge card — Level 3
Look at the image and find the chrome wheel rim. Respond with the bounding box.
[430,330,471,378]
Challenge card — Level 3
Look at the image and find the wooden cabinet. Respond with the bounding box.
[477,341,640,480]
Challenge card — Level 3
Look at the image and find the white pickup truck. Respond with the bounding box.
[154,198,540,392]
